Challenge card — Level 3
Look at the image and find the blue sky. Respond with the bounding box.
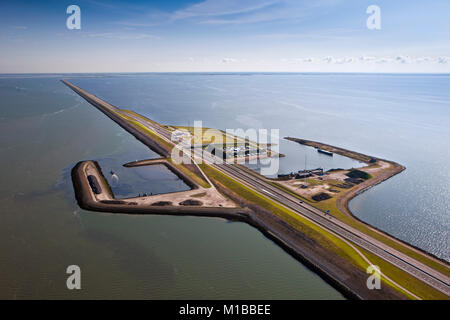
[1,0,449,73]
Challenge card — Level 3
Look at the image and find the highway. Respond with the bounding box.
[215,163,450,295]
[124,103,450,296]
[63,80,450,298]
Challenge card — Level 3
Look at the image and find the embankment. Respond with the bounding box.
[73,160,404,299]
[285,136,406,219]
[208,176,405,300]
[72,160,248,220]
[285,136,379,163]
[285,136,450,267]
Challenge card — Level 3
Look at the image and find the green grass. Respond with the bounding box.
[173,126,265,149]
[205,164,448,299]
[361,249,448,300]
[107,108,174,152]
[168,158,211,189]
[116,110,211,189]
[241,165,450,280]
[115,109,449,295]
[120,109,164,128]
[200,164,370,269]
[309,195,450,279]
[126,117,174,151]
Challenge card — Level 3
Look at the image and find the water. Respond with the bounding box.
[96,156,190,199]
[0,73,448,299]
[0,75,344,299]
[246,139,365,178]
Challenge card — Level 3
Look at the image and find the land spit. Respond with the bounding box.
[64,79,408,300]
[72,160,246,218]
[284,136,405,207]
[283,137,450,267]
[72,160,404,300]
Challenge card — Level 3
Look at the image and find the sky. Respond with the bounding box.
[1,0,450,73]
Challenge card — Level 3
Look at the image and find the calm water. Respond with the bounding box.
[96,156,190,199]
[0,75,344,299]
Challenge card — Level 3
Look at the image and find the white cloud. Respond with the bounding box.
[295,56,355,64]
[323,56,335,63]
[86,32,159,40]
[415,57,431,63]
[345,57,354,63]
[359,56,376,62]
[395,55,411,64]
[334,57,353,64]
[170,0,342,25]
[376,57,393,64]
[437,56,449,64]
[172,0,279,21]
[290,55,450,66]
[302,57,315,63]
[222,58,237,63]
[321,56,356,64]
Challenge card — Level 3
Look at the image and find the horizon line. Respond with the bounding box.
[1,71,450,75]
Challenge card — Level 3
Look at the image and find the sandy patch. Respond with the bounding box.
[275,160,394,201]
[121,186,237,208]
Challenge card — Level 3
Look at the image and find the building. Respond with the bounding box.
[171,129,191,142]
[295,172,312,179]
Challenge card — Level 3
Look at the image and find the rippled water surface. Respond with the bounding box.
[0,72,448,299]
[0,74,345,299]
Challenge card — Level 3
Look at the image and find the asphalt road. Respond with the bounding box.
[215,163,450,296]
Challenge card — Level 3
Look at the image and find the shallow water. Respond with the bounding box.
[0,75,344,299]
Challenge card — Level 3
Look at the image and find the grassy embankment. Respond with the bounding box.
[199,164,368,265]
[120,109,166,129]
[305,189,449,277]
[167,157,211,189]
[199,163,435,298]
[267,165,450,279]
[106,110,448,299]
[267,183,449,298]
[228,165,448,299]
[173,125,265,148]
[362,249,448,300]
[241,142,450,280]
[116,110,211,188]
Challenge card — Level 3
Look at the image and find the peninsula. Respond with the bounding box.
[62,80,450,300]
